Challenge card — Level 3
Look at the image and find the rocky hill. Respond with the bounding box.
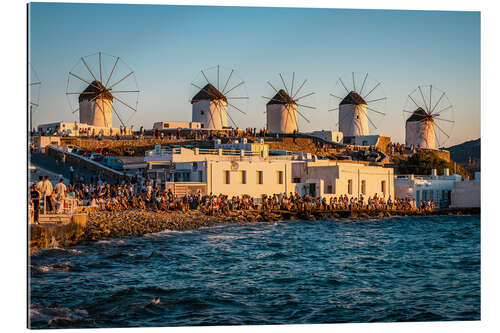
[443,138,480,164]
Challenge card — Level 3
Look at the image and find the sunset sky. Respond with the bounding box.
[28,2,480,146]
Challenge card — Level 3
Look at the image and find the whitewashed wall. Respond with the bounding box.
[266,103,298,134]
[79,98,113,128]
[405,120,436,149]
[192,100,228,129]
[339,103,369,136]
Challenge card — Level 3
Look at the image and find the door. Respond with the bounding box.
[309,183,316,197]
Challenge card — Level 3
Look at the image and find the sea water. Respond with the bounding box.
[29,215,480,328]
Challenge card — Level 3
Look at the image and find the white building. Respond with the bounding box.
[405,107,436,149]
[38,121,131,137]
[153,121,202,130]
[339,91,369,137]
[79,81,113,128]
[308,130,343,144]
[191,83,228,129]
[144,140,394,200]
[450,172,480,208]
[266,89,298,134]
[394,168,461,208]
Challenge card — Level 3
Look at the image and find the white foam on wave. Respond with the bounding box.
[29,305,88,325]
[96,239,125,245]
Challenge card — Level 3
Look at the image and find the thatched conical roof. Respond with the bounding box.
[266,89,295,106]
[191,83,227,104]
[79,81,113,102]
[340,91,366,106]
[406,107,432,123]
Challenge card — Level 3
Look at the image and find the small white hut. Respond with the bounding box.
[191,83,228,130]
[79,81,113,128]
[338,91,369,137]
[266,89,298,134]
[405,107,436,149]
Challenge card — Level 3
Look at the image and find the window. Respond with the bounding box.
[198,170,203,182]
[223,170,230,184]
[277,171,283,184]
[292,177,301,183]
[257,171,263,184]
[381,180,386,194]
[327,184,333,194]
[348,179,353,195]
[241,170,247,184]
[361,180,366,195]
[163,123,169,128]
[200,110,204,115]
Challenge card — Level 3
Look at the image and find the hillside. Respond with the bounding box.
[443,138,480,164]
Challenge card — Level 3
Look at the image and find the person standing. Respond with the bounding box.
[30,185,40,224]
[54,178,67,197]
[42,176,53,213]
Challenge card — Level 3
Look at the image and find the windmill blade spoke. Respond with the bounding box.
[329,93,343,100]
[72,96,98,113]
[366,114,378,130]
[81,57,98,83]
[430,92,445,115]
[434,105,453,116]
[111,104,126,128]
[226,97,249,99]
[359,73,368,96]
[267,81,280,94]
[339,78,350,94]
[366,106,386,116]
[224,81,244,95]
[296,103,316,110]
[30,102,39,107]
[217,65,220,90]
[114,95,137,112]
[433,117,455,123]
[328,107,339,112]
[429,85,433,112]
[433,126,441,148]
[108,71,134,90]
[352,72,356,92]
[201,70,211,85]
[227,102,247,115]
[366,97,387,103]
[262,96,288,104]
[279,73,289,95]
[30,82,41,86]
[191,82,215,98]
[99,52,103,83]
[222,69,234,94]
[434,122,450,139]
[226,109,238,128]
[108,90,140,93]
[418,86,429,113]
[292,79,307,99]
[296,109,310,123]
[290,72,295,97]
[105,56,120,88]
[408,94,421,110]
[69,72,100,89]
[66,92,96,95]
[363,82,380,99]
[294,92,315,102]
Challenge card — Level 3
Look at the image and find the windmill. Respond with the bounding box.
[403,85,454,149]
[329,72,387,137]
[190,65,248,130]
[66,52,139,130]
[262,72,315,134]
[29,63,41,134]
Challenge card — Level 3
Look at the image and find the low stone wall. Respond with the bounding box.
[29,213,87,255]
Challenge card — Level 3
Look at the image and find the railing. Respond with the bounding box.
[40,196,78,215]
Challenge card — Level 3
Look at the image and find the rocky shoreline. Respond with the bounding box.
[30,207,479,254]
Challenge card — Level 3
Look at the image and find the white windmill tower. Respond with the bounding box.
[329,72,387,138]
[66,52,140,129]
[190,65,248,130]
[403,85,455,150]
[263,72,315,134]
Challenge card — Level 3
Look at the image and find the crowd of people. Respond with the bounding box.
[29,177,434,224]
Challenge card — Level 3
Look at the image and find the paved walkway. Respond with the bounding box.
[30,152,115,183]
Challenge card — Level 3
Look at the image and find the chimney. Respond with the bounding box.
[443,168,449,176]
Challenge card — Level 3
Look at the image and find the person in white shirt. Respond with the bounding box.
[54,178,67,197]
[42,176,54,212]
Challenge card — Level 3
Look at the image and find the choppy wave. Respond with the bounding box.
[29,215,480,328]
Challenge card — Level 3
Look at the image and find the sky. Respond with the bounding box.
[28,2,480,146]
